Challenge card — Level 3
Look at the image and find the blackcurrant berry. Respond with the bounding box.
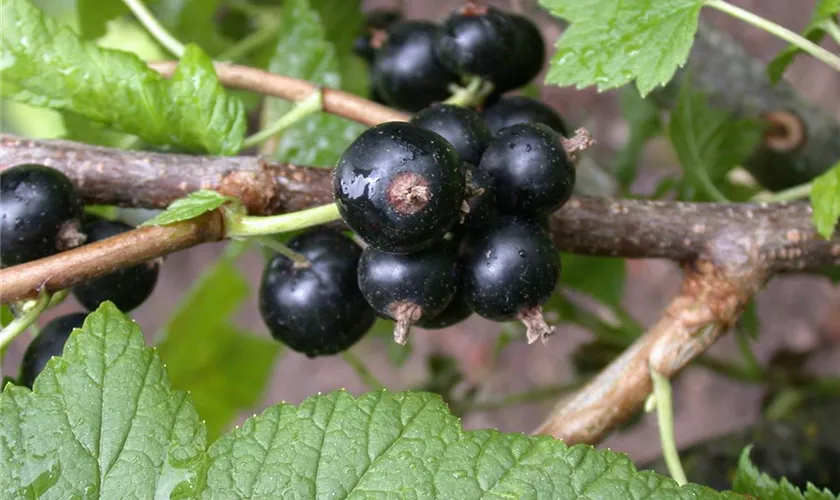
[483,96,569,136]
[461,161,496,228]
[371,21,457,111]
[410,104,492,166]
[19,312,88,388]
[358,245,458,344]
[416,293,471,330]
[0,164,83,267]
[435,4,516,78]
[259,229,375,357]
[479,123,575,216]
[460,216,559,343]
[353,9,402,63]
[71,219,159,312]
[490,14,546,93]
[333,122,465,253]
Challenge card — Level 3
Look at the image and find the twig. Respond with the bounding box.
[147,61,410,126]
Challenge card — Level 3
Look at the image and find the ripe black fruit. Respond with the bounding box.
[411,104,492,166]
[19,312,88,388]
[461,162,496,228]
[259,229,375,357]
[416,293,471,330]
[479,123,575,216]
[333,122,464,253]
[353,9,402,63]
[435,4,516,78]
[372,21,457,111]
[0,164,83,267]
[460,216,559,343]
[358,245,458,344]
[490,14,546,93]
[483,96,569,136]
[71,219,160,312]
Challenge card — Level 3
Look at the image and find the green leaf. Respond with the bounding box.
[810,161,840,239]
[158,242,280,440]
[153,0,228,56]
[613,86,662,188]
[262,0,366,165]
[77,0,126,39]
[767,0,840,82]
[668,83,763,202]
[1,0,246,155]
[560,254,626,308]
[141,190,236,226]
[541,0,704,96]
[0,302,207,498]
[733,445,838,499]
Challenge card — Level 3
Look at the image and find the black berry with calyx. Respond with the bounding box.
[372,21,457,111]
[410,104,492,166]
[490,14,546,93]
[259,229,375,357]
[0,164,83,267]
[483,96,569,136]
[460,216,559,344]
[358,245,458,344]
[71,219,160,313]
[333,122,465,253]
[435,3,516,78]
[19,312,88,388]
[479,122,575,216]
[353,9,402,63]
[461,162,496,228]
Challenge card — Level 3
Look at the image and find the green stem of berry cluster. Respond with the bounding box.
[224,202,342,238]
[254,237,310,267]
[752,181,812,202]
[341,351,385,390]
[122,0,186,58]
[217,21,280,62]
[241,91,324,149]
[444,77,493,108]
[0,289,50,356]
[646,366,688,486]
[823,20,840,46]
[705,0,840,73]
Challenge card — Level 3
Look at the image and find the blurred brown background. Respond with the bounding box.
[4,0,839,465]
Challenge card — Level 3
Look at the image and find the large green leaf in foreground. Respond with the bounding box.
[1,303,746,499]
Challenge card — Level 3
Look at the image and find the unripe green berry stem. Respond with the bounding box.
[647,366,688,486]
[0,288,51,357]
[224,202,341,238]
[444,76,492,107]
[241,91,323,149]
[122,0,186,58]
[253,237,310,268]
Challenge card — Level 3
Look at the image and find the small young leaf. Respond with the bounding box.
[668,84,763,201]
[733,445,838,499]
[141,190,236,227]
[810,161,840,240]
[0,303,207,498]
[262,0,366,165]
[613,86,663,187]
[1,0,246,154]
[158,242,280,439]
[767,0,840,82]
[541,0,704,96]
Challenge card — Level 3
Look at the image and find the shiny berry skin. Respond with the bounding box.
[483,96,569,136]
[490,14,545,93]
[372,21,457,111]
[71,219,160,312]
[461,162,496,228]
[410,104,492,166]
[259,229,375,357]
[333,122,465,253]
[0,164,83,267]
[353,9,402,63]
[358,245,458,344]
[20,312,88,388]
[416,293,471,330]
[479,123,575,216]
[459,216,559,343]
[434,5,516,78]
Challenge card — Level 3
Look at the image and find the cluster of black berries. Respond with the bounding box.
[1,164,159,386]
[260,105,574,355]
[354,3,547,112]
